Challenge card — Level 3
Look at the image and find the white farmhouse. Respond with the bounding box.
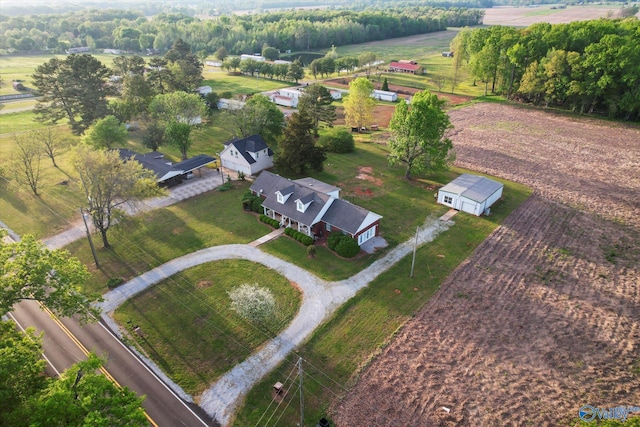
[438,174,504,216]
[219,134,274,176]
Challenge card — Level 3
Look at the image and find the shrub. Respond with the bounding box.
[307,245,316,257]
[327,232,343,251]
[335,236,360,258]
[327,233,360,258]
[106,277,124,289]
[284,227,313,246]
[218,181,233,192]
[259,215,280,229]
[251,197,263,213]
[318,127,355,153]
[228,284,276,325]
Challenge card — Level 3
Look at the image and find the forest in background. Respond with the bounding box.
[0,7,483,55]
[457,18,640,119]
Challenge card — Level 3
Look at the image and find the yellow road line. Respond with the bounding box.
[41,305,159,427]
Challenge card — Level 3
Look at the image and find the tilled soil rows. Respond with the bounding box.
[331,104,640,426]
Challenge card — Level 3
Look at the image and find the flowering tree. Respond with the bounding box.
[228,284,276,326]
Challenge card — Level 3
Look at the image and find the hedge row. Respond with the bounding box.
[327,233,360,258]
[259,215,280,229]
[284,227,314,246]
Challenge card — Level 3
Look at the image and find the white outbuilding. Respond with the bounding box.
[437,174,504,216]
[371,89,398,102]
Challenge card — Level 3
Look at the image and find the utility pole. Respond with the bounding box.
[81,208,100,268]
[410,225,419,278]
[298,357,304,427]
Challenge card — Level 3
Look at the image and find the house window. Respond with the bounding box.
[296,200,304,212]
[358,226,376,245]
[256,151,259,158]
[444,195,453,204]
[326,223,332,231]
[277,192,284,203]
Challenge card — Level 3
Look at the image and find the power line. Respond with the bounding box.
[2,169,404,426]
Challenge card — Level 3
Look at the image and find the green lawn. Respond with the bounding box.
[233,178,532,426]
[113,259,301,396]
[202,72,293,95]
[0,110,46,134]
[0,116,85,238]
[65,181,271,295]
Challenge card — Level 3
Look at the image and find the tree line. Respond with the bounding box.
[0,6,483,55]
[453,18,640,120]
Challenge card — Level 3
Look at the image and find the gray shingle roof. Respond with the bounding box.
[224,134,274,165]
[173,154,216,173]
[322,198,371,234]
[293,177,340,196]
[118,149,215,183]
[118,149,181,182]
[251,171,382,233]
[440,174,503,203]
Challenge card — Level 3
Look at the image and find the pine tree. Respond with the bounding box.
[275,111,326,174]
[382,77,389,91]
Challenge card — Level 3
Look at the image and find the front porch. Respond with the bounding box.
[263,208,313,237]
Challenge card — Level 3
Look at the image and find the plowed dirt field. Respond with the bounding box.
[332,104,640,426]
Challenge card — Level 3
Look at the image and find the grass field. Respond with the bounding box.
[113,259,302,396]
[201,71,292,95]
[0,53,125,95]
[64,181,271,295]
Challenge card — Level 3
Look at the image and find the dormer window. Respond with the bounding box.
[296,200,304,212]
[277,192,284,203]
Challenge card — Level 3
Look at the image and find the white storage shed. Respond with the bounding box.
[372,90,398,102]
[438,174,503,216]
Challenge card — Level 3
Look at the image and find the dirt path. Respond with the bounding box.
[332,104,640,426]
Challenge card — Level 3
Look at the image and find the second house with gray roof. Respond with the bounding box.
[219,134,274,176]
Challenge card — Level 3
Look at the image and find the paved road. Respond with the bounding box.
[9,300,215,426]
[4,172,227,426]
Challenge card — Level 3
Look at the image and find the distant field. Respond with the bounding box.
[483,4,638,26]
[334,30,458,62]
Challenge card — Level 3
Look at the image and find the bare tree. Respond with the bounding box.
[11,134,42,196]
[33,126,67,168]
[72,146,165,248]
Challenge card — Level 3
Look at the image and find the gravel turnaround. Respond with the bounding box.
[100,214,451,426]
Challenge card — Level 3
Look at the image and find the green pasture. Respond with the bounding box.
[233,176,532,427]
[0,99,38,115]
[114,259,301,396]
[333,29,459,62]
[201,72,293,95]
[0,53,124,95]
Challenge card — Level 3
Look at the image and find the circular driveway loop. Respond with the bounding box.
[100,215,451,426]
